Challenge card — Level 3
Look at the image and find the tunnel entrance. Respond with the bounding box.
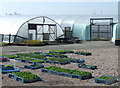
[90,18,113,41]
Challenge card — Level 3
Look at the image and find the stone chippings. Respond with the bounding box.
[1,42,119,86]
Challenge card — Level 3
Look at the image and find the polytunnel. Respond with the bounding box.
[49,15,91,40]
[111,23,119,43]
[0,16,64,43]
[49,15,118,42]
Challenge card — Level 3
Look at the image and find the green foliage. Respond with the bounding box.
[45,52,67,57]
[30,54,45,59]
[2,55,18,58]
[17,57,33,61]
[0,43,8,46]
[32,59,44,63]
[16,53,33,57]
[46,57,68,63]
[43,66,92,77]
[50,50,74,54]
[98,76,113,80]
[79,64,96,68]
[4,65,13,68]
[24,40,42,44]
[17,57,44,63]
[75,51,92,55]
[12,71,40,80]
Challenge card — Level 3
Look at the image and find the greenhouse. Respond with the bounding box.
[0,16,64,43]
[0,15,119,43]
[50,16,119,43]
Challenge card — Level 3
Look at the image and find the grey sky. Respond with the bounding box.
[0,2,118,16]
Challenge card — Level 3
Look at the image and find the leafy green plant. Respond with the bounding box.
[30,54,45,59]
[17,57,33,61]
[24,40,42,44]
[0,43,8,46]
[12,71,40,80]
[2,55,18,58]
[32,59,44,63]
[43,66,92,77]
[16,53,33,57]
[46,57,68,63]
[75,51,92,55]
[49,50,74,54]
[4,65,13,68]
[97,76,112,80]
[45,52,67,57]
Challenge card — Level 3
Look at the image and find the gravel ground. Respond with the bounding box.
[0,41,119,86]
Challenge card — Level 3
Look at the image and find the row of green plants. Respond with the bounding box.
[97,76,113,80]
[3,53,45,60]
[79,64,96,69]
[29,54,45,59]
[12,71,40,80]
[46,57,83,63]
[17,57,44,63]
[43,66,92,77]
[75,51,92,55]
[16,53,33,57]
[24,40,43,44]
[49,50,74,54]
[4,64,13,68]
[46,57,68,63]
[2,55,18,59]
[44,52,67,57]
[31,64,43,67]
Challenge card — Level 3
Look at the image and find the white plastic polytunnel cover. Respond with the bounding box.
[0,16,64,43]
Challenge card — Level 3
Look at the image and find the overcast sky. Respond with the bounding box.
[0,0,118,16]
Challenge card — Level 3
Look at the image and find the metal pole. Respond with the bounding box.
[9,34,11,44]
[36,25,37,40]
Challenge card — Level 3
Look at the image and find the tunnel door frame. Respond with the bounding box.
[90,18,113,41]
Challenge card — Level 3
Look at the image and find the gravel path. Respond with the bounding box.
[0,41,119,86]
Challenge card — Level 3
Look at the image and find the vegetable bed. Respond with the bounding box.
[44,53,67,58]
[15,57,44,64]
[45,57,70,65]
[41,66,92,80]
[24,64,44,70]
[78,64,97,70]
[15,53,33,57]
[75,51,92,56]
[95,75,116,85]
[8,71,42,83]
[49,50,74,54]
[2,55,18,59]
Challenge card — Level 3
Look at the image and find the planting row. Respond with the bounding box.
[78,64,97,70]
[1,63,117,85]
[2,53,85,65]
[41,66,92,80]
[49,50,92,56]
[24,64,44,70]
[44,52,67,58]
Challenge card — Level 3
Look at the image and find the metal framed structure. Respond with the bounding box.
[90,18,113,41]
[0,16,64,43]
[28,23,57,41]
